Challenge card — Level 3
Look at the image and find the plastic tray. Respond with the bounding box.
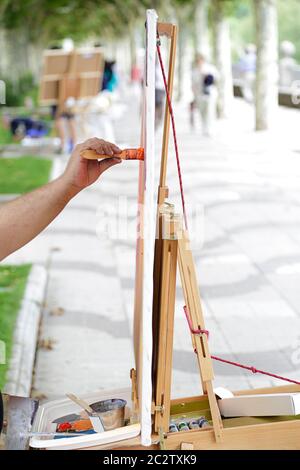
[30,388,140,450]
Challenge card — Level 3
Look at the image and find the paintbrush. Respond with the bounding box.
[81,147,144,161]
[66,393,105,433]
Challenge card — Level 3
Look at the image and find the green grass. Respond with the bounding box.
[0,264,31,389]
[0,156,52,194]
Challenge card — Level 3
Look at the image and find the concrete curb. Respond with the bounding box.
[49,156,63,181]
[4,265,48,397]
[0,194,19,203]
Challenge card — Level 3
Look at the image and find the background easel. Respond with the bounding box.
[39,47,104,112]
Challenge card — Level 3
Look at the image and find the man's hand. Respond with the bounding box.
[62,137,122,195]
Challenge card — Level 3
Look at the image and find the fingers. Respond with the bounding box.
[98,157,122,174]
[80,138,122,157]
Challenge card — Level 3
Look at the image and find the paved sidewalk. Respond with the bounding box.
[169,99,300,396]
[4,92,300,401]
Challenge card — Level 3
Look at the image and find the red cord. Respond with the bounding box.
[211,355,300,386]
[183,305,210,338]
[184,306,300,386]
[156,36,188,230]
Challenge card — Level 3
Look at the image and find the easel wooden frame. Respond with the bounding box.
[150,21,223,442]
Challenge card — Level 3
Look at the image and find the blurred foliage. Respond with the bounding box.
[0,0,155,44]
[230,0,300,63]
[2,72,38,107]
[1,0,300,73]
[277,0,300,63]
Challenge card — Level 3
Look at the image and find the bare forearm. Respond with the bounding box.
[0,138,121,261]
[0,176,78,261]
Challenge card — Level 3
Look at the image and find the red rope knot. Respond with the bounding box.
[183,306,210,339]
[250,367,258,374]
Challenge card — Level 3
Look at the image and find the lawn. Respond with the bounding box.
[0,264,31,389]
[0,156,52,193]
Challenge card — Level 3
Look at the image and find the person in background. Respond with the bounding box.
[51,102,76,154]
[191,53,218,137]
[49,45,76,153]
[2,115,48,141]
[102,61,118,92]
[279,40,296,88]
[237,44,256,104]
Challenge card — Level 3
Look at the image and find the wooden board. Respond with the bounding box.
[87,384,300,450]
[39,47,104,106]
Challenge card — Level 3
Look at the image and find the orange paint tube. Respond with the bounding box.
[81,148,144,161]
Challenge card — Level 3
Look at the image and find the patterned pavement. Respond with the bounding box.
[4,88,300,401]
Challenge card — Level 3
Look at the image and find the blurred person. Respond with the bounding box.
[51,101,76,153]
[131,62,142,83]
[237,44,256,103]
[102,60,118,92]
[2,114,48,142]
[279,40,297,88]
[0,138,122,262]
[191,53,218,137]
[49,45,76,153]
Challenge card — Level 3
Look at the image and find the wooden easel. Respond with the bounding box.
[141,19,300,451]
[39,47,103,112]
[150,22,223,446]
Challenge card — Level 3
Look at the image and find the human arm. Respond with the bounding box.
[0,138,122,261]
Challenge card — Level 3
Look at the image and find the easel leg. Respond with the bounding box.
[153,212,178,433]
[178,230,223,443]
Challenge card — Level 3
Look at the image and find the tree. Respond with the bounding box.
[0,0,154,80]
[211,0,234,118]
[254,0,278,130]
[193,0,210,58]
[174,2,190,101]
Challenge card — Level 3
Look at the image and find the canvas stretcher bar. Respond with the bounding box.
[133,9,158,447]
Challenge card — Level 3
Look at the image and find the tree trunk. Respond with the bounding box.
[176,12,187,101]
[212,0,233,118]
[193,0,210,58]
[4,29,31,83]
[129,25,137,73]
[254,0,278,130]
